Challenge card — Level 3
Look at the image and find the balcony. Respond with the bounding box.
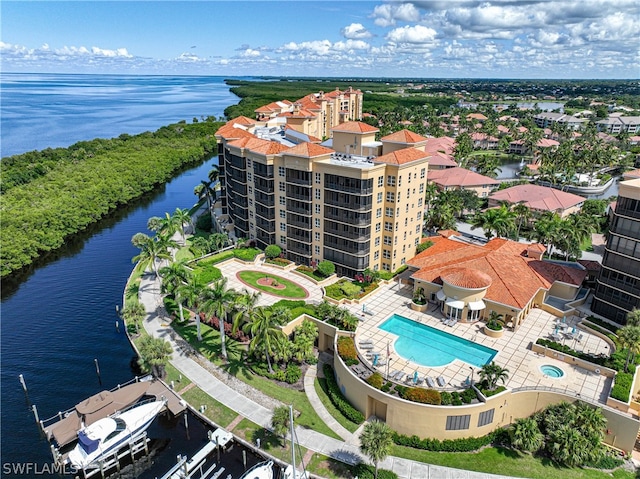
[324,207,371,226]
[256,217,275,232]
[287,240,311,256]
[324,236,370,255]
[323,248,369,270]
[286,169,311,186]
[255,191,274,207]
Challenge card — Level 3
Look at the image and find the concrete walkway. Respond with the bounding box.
[139,272,519,479]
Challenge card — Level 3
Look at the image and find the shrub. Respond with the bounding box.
[440,391,452,405]
[611,373,633,402]
[350,463,398,479]
[366,372,384,390]
[381,381,392,393]
[193,263,222,284]
[394,384,408,397]
[585,454,624,469]
[392,429,504,452]
[322,364,365,423]
[403,387,441,405]
[584,315,620,334]
[378,265,408,281]
[416,240,434,254]
[481,386,506,397]
[316,260,335,277]
[266,257,290,266]
[233,247,260,261]
[195,213,212,232]
[285,363,302,384]
[340,280,362,297]
[451,392,463,406]
[337,336,358,366]
[461,388,477,404]
[264,244,282,259]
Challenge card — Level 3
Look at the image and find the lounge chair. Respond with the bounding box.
[416,377,424,385]
[437,376,447,387]
[358,339,373,345]
[388,369,399,380]
[426,377,436,388]
[360,343,375,350]
[394,370,405,380]
[577,333,584,343]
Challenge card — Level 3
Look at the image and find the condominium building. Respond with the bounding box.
[596,116,640,135]
[215,115,429,278]
[591,178,640,323]
[533,112,587,130]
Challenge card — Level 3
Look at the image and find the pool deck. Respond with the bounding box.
[348,281,612,404]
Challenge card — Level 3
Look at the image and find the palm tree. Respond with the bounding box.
[424,182,438,215]
[454,132,473,167]
[617,325,640,372]
[231,288,261,334]
[425,204,457,231]
[478,361,510,390]
[574,402,606,441]
[202,277,237,360]
[359,420,394,479]
[292,319,317,363]
[131,234,174,277]
[243,306,285,373]
[172,208,192,244]
[531,211,563,257]
[159,260,192,323]
[121,301,146,334]
[509,417,544,453]
[137,336,172,379]
[271,405,290,447]
[470,205,516,240]
[177,276,205,338]
[512,202,531,240]
[157,212,181,238]
[627,308,640,327]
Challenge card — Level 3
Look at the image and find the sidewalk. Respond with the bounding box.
[139,272,518,479]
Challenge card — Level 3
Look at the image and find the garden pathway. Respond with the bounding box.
[139,271,519,479]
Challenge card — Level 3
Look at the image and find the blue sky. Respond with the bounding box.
[2,1,639,78]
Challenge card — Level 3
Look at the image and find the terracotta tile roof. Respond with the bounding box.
[577,259,601,272]
[227,137,288,155]
[497,125,510,133]
[424,136,455,154]
[537,138,560,148]
[466,113,488,121]
[255,100,292,114]
[279,108,317,119]
[441,267,492,289]
[428,167,500,187]
[623,168,640,180]
[426,152,457,167]
[215,123,255,140]
[284,142,334,158]
[409,236,586,308]
[374,147,430,166]
[527,243,547,253]
[331,121,379,134]
[490,184,584,212]
[437,229,459,238]
[229,116,256,126]
[381,129,429,143]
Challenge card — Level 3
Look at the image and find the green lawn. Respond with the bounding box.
[237,270,308,299]
[164,362,192,389]
[306,454,355,479]
[182,386,239,429]
[171,320,341,440]
[232,418,309,465]
[314,378,360,433]
[389,444,634,479]
[175,245,195,262]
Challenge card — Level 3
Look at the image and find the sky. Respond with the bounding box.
[1,1,639,79]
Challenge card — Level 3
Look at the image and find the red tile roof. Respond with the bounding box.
[409,236,586,308]
[284,142,334,158]
[227,137,289,155]
[490,184,584,212]
[380,129,429,144]
[466,113,488,121]
[331,121,379,134]
[441,267,492,289]
[374,147,430,166]
[215,123,255,140]
[537,138,560,148]
[426,152,457,167]
[428,167,500,187]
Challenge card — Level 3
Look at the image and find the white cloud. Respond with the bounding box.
[372,3,421,27]
[387,25,437,44]
[341,23,372,39]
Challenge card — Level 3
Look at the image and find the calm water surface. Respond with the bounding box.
[0,74,243,477]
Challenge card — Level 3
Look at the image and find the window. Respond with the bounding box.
[315,204,321,214]
[247,159,252,168]
[383,250,391,259]
[385,207,394,217]
[315,218,320,227]
[394,238,397,246]
[387,175,396,186]
[374,250,379,260]
[386,192,395,203]
[315,245,320,254]
[315,232,320,241]
[280,223,286,231]
[378,176,384,187]
[315,189,321,200]
[384,235,392,245]
[419,183,424,194]
[403,231,407,240]
[315,172,321,184]
[385,221,393,231]
[446,415,471,431]
[247,172,252,181]
[405,218,408,227]
[280,211,286,218]
[405,204,409,213]
[248,186,253,194]
[402,245,406,253]
[279,196,286,206]
[415,237,420,245]
[401,258,406,265]
[418,198,423,207]
[376,208,382,218]
[250,222,254,229]
[417,211,422,220]
[376,223,381,233]
[279,182,285,192]
[375,237,380,246]
[377,192,383,203]
[382,263,390,271]
[408,172,412,182]
[420,168,426,179]
[395,222,399,231]
[249,199,253,207]
[249,211,254,218]
[416,225,421,234]
[478,409,495,427]
[278,166,285,177]
[398,176,402,186]
[396,207,400,216]
[280,235,286,243]
[406,189,410,199]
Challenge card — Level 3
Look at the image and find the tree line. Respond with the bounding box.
[0,120,222,277]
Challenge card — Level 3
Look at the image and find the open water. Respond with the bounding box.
[0,74,245,477]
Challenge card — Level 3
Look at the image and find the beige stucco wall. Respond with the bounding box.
[547,281,580,300]
[331,130,377,156]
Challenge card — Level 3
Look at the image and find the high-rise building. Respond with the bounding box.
[215,111,430,278]
[591,178,640,323]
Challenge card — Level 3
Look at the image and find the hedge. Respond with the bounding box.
[403,387,441,405]
[366,372,384,390]
[392,428,507,452]
[322,363,365,424]
[350,463,397,479]
[611,372,633,402]
[337,336,359,366]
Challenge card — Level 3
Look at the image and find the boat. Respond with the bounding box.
[66,399,166,469]
[239,460,274,479]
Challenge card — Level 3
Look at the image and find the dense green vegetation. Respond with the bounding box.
[1,120,222,277]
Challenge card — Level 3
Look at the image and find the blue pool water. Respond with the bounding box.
[540,365,565,378]
[379,314,498,368]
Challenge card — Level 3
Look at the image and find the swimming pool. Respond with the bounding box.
[379,314,498,368]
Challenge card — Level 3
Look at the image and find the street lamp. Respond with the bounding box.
[469,367,474,386]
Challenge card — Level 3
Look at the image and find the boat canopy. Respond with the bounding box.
[77,391,114,415]
[78,430,100,454]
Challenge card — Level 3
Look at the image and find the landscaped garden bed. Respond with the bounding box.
[236,270,309,299]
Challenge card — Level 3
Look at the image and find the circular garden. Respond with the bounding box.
[236,270,309,299]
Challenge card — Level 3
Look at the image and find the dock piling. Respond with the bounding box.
[94,358,102,385]
[19,374,27,393]
[32,404,40,424]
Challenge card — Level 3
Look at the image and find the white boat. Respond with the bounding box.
[239,460,274,479]
[67,399,165,469]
